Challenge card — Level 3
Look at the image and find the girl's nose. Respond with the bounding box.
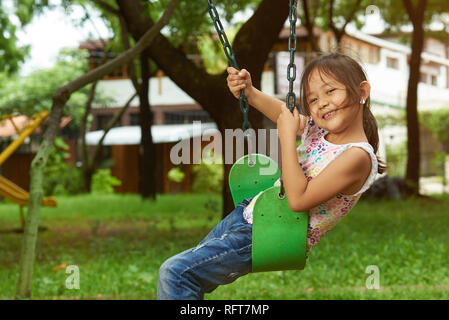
[319,99,329,109]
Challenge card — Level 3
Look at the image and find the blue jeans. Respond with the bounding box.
[157,198,253,300]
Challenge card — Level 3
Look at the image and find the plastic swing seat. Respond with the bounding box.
[228,154,309,273]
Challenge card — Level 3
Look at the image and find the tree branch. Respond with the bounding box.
[91,92,138,169]
[91,0,120,15]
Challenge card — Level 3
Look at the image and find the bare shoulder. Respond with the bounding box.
[291,144,373,211]
[338,146,372,194]
[336,146,372,178]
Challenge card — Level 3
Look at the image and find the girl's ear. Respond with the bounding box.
[359,81,371,101]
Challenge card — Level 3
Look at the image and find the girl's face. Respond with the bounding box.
[306,69,361,134]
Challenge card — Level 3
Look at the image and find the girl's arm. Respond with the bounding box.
[276,104,372,212]
[282,143,372,212]
[227,67,307,135]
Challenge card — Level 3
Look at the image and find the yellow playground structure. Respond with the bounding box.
[0,111,57,229]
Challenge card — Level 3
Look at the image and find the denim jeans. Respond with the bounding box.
[157,198,253,300]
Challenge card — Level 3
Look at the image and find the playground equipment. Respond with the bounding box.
[0,111,57,229]
[207,0,308,272]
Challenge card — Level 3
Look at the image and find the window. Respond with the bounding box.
[96,114,115,130]
[386,57,399,70]
[368,46,380,65]
[130,113,140,126]
[129,113,154,126]
[431,75,438,86]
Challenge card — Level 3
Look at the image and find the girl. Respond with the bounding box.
[157,52,386,300]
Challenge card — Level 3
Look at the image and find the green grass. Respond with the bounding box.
[1,193,449,300]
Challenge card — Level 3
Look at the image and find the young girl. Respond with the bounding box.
[157,52,386,300]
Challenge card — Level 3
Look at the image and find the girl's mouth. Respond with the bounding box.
[323,110,337,120]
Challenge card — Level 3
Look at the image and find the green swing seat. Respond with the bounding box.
[229,154,309,273]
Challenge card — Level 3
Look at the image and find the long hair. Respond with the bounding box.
[299,52,386,174]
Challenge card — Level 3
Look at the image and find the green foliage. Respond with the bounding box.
[376,0,449,34]
[43,137,83,196]
[91,169,121,194]
[167,167,185,183]
[197,24,242,74]
[419,108,449,143]
[0,48,113,125]
[0,1,50,74]
[385,142,407,177]
[430,150,447,187]
[376,111,406,129]
[146,0,260,48]
[192,151,223,194]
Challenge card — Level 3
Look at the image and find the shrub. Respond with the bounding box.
[91,169,121,194]
[43,137,83,196]
[167,167,185,183]
[385,142,407,178]
[191,151,223,194]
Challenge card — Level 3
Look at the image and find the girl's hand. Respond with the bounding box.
[277,103,301,143]
[226,67,254,100]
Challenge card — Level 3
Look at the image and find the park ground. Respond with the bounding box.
[1,192,449,299]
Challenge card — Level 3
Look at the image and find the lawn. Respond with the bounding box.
[0,193,448,299]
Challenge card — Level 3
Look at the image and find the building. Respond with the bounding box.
[68,26,449,193]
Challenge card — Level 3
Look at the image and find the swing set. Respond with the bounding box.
[206,0,309,272]
[0,111,57,229]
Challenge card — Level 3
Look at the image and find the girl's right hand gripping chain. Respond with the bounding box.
[227,67,254,101]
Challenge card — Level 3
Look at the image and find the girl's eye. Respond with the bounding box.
[327,89,335,94]
[309,98,316,104]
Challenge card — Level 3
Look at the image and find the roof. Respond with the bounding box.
[85,122,220,145]
[0,115,71,137]
[79,39,111,50]
[346,29,449,67]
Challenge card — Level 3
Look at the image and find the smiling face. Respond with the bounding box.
[305,69,362,134]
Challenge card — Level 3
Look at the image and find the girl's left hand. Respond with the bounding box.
[277,103,300,143]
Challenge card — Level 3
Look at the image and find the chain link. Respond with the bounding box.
[206,0,251,131]
[286,0,298,112]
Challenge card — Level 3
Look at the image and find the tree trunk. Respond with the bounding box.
[403,0,427,196]
[138,52,157,200]
[80,81,98,193]
[301,0,320,52]
[15,0,179,298]
[16,99,66,299]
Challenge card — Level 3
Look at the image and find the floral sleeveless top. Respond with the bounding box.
[243,116,379,252]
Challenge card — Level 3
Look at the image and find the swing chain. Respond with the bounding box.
[286,0,298,112]
[279,0,298,198]
[206,0,251,132]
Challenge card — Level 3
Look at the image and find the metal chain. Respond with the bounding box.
[206,0,251,131]
[206,0,299,186]
[286,0,298,112]
[280,0,298,198]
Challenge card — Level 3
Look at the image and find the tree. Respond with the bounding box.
[328,0,364,44]
[108,0,290,217]
[0,48,102,120]
[377,0,448,196]
[296,0,370,55]
[73,0,166,200]
[86,0,266,206]
[0,1,51,74]
[15,0,179,299]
